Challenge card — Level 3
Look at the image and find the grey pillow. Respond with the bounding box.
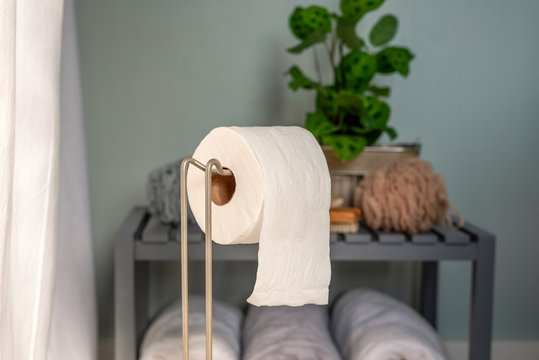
[243,305,342,360]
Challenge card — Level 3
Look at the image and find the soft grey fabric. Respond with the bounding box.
[140,296,242,360]
[146,158,195,224]
[242,305,342,360]
[331,289,448,360]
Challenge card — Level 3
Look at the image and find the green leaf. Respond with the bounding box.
[368,85,390,97]
[336,90,364,110]
[286,66,319,91]
[287,31,327,54]
[338,51,376,93]
[340,0,385,24]
[361,96,390,130]
[350,126,372,134]
[305,112,339,142]
[337,18,364,51]
[322,134,367,161]
[369,15,398,46]
[364,130,383,145]
[289,6,332,40]
[329,13,340,20]
[316,87,339,119]
[384,126,397,139]
[375,47,414,76]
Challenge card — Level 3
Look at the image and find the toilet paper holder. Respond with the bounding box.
[180,157,234,360]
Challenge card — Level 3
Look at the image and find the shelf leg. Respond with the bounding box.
[135,261,150,348]
[469,235,495,360]
[420,261,438,329]
[115,209,145,359]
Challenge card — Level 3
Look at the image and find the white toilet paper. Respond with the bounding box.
[187,126,331,306]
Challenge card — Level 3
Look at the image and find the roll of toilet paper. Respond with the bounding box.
[187,126,331,306]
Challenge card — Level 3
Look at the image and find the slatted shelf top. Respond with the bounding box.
[129,207,493,262]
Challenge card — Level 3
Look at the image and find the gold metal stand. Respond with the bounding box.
[180,158,232,360]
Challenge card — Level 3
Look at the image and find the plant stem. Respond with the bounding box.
[338,108,344,129]
[339,40,346,89]
[324,42,334,70]
[330,34,337,67]
[325,33,339,89]
[313,46,323,84]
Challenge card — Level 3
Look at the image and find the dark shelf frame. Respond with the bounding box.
[115,206,495,360]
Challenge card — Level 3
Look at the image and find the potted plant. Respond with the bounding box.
[286,0,418,175]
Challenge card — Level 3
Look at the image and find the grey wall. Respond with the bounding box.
[74,0,539,340]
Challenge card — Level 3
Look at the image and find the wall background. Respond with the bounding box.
[74,0,539,340]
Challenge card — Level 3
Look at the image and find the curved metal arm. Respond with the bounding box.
[180,157,227,360]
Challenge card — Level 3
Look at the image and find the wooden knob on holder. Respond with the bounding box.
[211,170,236,206]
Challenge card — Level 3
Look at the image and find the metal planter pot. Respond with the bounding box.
[323,143,421,206]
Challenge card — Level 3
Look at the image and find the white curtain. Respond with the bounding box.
[0,0,65,359]
[47,0,97,359]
